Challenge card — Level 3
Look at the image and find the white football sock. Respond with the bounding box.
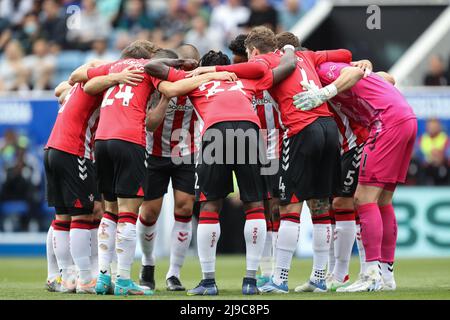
[197,211,220,278]
[116,213,138,280]
[46,224,59,280]
[111,251,118,282]
[243,208,267,278]
[90,221,99,277]
[333,220,356,282]
[381,262,395,282]
[366,260,381,278]
[97,213,117,276]
[136,215,157,266]
[70,220,92,282]
[311,222,331,283]
[166,215,192,279]
[52,220,72,281]
[272,230,278,263]
[356,224,367,275]
[328,223,336,274]
[273,214,300,285]
[260,230,273,277]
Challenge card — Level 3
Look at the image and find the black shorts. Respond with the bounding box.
[279,117,341,205]
[144,154,195,201]
[337,143,365,197]
[195,121,266,203]
[44,148,96,215]
[95,139,146,201]
[263,158,280,199]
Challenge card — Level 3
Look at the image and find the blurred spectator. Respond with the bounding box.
[0,16,11,52]
[185,16,222,55]
[423,55,449,86]
[85,38,118,63]
[280,0,304,31]
[242,0,278,31]
[0,0,314,90]
[152,0,189,49]
[0,129,42,231]
[0,40,29,91]
[24,38,56,90]
[15,13,42,54]
[114,0,154,34]
[39,0,68,50]
[419,119,450,185]
[66,0,111,50]
[210,0,250,50]
[96,0,122,22]
[0,0,33,27]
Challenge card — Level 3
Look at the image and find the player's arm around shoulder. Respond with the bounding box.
[272,45,297,85]
[68,60,107,85]
[157,71,237,98]
[333,66,365,93]
[83,66,145,95]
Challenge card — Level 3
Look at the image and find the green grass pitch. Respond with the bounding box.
[1,256,450,300]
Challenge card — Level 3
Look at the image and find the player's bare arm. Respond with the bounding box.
[186,60,267,79]
[157,71,237,98]
[293,66,364,111]
[188,46,296,84]
[146,95,170,132]
[332,66,365,93]
[68,60,107,85]
[83,67,145,95]
[144,58,198,80]
[272,46,297,85]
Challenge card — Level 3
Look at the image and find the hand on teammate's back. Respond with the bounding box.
[213,72,238,82]
[185,66,215,78]
[181,59,199,72]
[351,60,373,77]
[113,66,145,86]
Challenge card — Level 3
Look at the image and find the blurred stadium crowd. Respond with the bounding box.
[0,0,449,232]
[0,0,317,91]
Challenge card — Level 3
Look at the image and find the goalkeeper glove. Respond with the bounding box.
[293,81,338,111]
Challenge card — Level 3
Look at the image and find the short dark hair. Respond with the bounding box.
[244,26,276,54]
[228,34,247,57]
[176,44,201,61]
[152,48,179,59]
[199,50,231,67]
[275,32,301,49]
[121,40,159,59]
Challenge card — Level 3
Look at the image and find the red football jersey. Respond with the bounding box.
[329,100,369,154]
[253,90,284,160]
[165,68,273,134]
[87,59,161,147]
[146,93,198,157]
[253,49,352,137]
[46,82,102,159]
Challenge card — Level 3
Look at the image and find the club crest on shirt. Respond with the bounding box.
[326,64,338,80]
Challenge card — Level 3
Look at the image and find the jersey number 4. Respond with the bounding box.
[101,84,134,108]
